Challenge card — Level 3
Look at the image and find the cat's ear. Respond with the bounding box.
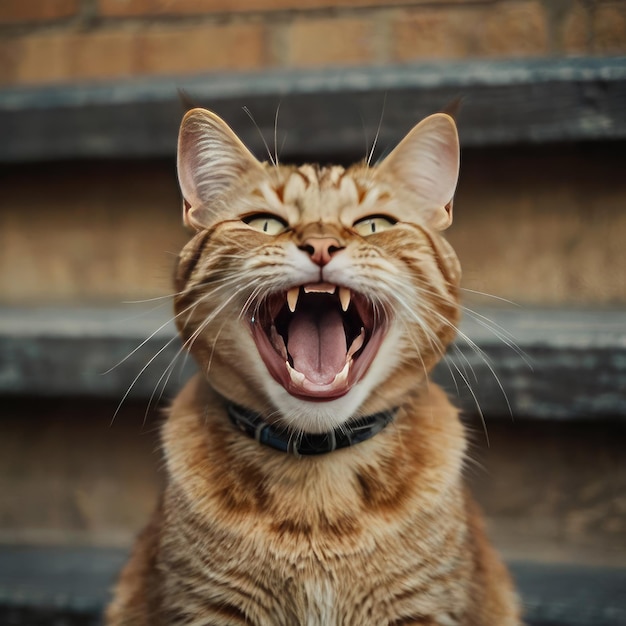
[377,113,459,230]
[177,108,264,229]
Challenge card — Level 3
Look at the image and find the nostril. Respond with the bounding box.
[300,244,316,257]
[300,237,344,266]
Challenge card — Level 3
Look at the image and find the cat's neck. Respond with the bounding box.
[162,374,467,527]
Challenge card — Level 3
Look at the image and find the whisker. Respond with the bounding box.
[122,292,182,304]
[448,360,490,446]
[382,269,522,423]
[461,305,533,370]
[103,294,204,375]
[145,346,183,425]
[143,294,223,421]
[395,288,490,440]
[459,287,520,307]
[367,93,387,166]
[110,333,180,426]
[108,289,226,422]
[274,101,281,167]
[148,280,257,413]
[450,342,477,385]
[243,106,275,166]
[433,310,513,420]
[375,275,498,429]
[205,322,229,378]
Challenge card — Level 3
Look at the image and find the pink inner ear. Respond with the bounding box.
[182,198,194,228]
[176,109,264,229]
[403,116,459,210]
[177,119,207,212]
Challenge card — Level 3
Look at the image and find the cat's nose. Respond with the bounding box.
[299,237,344,266]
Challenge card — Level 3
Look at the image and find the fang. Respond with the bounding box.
[286,362,306,384]
[287,287,299,313]
[339,287,351,312]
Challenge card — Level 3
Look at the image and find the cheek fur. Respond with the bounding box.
[175,222,458,435]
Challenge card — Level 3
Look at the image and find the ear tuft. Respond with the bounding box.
[177,108,263,230]
[377,113,460,230]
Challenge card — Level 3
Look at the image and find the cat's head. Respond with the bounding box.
[174,108,461,434]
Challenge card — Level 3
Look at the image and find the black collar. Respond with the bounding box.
[227,403,396,456]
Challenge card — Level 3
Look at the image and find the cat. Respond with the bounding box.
[106,107,521,625]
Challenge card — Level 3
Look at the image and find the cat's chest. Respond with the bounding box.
[300,576,338,626]
[283,572,462,626]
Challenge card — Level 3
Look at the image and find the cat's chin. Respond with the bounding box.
[249,283,390,404]
[263,386,379,434]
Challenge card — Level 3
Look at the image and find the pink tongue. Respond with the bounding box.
[287,308,347,385]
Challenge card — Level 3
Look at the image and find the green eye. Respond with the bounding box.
[353,215,397,236]
[243,214,288,235]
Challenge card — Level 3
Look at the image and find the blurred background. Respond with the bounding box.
[0,1,625,624]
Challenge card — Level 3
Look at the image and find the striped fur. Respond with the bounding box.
[106,110,521,625]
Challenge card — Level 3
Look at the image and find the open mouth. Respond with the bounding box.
[250,283,389,401]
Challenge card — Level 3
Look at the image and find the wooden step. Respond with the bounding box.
[0,305,624,419]
[0,546,624,626]
[1,57,625,163]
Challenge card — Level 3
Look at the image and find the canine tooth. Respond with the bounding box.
[347,327,365,358]
[286,362,306,384]
[287,287,299,312]
[332,361,350,386]
[339,287,351,312]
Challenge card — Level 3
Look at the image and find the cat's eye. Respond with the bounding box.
[353,215,397,236]
[243,213,288,235]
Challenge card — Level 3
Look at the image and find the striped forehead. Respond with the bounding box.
[279,164,363,221]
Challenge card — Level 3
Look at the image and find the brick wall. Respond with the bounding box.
[0,0,625,87]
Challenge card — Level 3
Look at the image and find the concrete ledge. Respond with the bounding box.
[0,305,624,419]
[1,57,625,163]
[0,545,624,626]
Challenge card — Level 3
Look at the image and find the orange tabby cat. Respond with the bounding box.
[106,108,521,625]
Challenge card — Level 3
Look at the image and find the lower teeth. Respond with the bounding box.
[270,325,287,360]
[286,362,306,384]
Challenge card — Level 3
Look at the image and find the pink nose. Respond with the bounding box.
[300,237,344,266]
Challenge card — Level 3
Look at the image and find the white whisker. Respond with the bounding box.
[448,360,490,446]
[122,292,183,304]
[243,106,275,166]
[461,305,533,370]
[459,287,520,307]
[111,333,180,426]
[103,293,207,375]
[274,102,281,167]
[367,93,387,166]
